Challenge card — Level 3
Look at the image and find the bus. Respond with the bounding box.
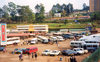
[7,37,20,45]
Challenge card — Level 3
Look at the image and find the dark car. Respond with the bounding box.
[62,50,78,56]
[87,47,97,53]
[13,48,26,54]
[0,47,5,51]
[62,34,74,39]
[73,33,83,37]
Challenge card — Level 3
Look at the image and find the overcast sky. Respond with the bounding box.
[0,0,89,12]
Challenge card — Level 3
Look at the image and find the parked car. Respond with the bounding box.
[42,49,52,56]
[0,47,5,51]
[49,50,60,56]
[62,34,74,39]
[50,36,57,42]
[23,47,38,54]
[13,48,26,54]
[73,48,88,54]
[73,33,83,37]
[62,50,78,56]
[56,36,64,41]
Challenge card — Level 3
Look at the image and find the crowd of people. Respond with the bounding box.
[19,52,38,61]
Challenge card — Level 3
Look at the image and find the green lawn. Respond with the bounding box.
[7,23,92,29]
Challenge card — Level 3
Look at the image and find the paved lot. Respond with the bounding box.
[0,39,90,62]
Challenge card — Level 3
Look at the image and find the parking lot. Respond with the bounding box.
[0,39,90,62]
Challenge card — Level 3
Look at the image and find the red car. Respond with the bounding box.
[23,47,38,54]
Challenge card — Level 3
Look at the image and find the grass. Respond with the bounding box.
[7,23,92,29]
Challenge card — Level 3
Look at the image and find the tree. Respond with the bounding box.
[66,3,73,15]
[90,12,100,30]
[83,3,89,11]
[64,19,68,25]
[8,2,17,21]
[35,4,41,13]
[52,3,62,13]
[61,4,66,11]
[0,8,4,18]
[90,12,100,20]
[17,6,35,23]
[2,5,9,19]
[61,10,66,17]
[35,4,45,23]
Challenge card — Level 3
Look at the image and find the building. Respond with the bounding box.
[17,25,48,33]
[54,13,61,17]
[90,0,100,12]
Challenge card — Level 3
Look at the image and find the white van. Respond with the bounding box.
[37,36,49,43]
[50,36,57,42]
[30,38,38,44]
[70,41,86,47]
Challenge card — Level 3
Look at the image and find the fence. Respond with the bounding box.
[82,48,100,62]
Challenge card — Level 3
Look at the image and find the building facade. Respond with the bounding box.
[90,0,100,12]
[17,25,48,33]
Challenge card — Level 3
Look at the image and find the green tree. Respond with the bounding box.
[2,5,9,19]
[8,2,17,21]
[35,4,45,23]
[18,6,35,23]
[52,3,62,13]
[0,8,4,18]
[66,3,73,15]
[61,10,66,17]
[83,3,89,11]
[64,19,68,25]
[90,12,100,20]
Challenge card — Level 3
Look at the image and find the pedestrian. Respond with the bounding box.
[19,53,23,61]
[73,56,77,62]
[35,52,37,59]
[55,40,58,44]
[27,52,30,58]
[60,57,62,61]
[70,56,73,62]
[32,52,34,58]
[3,47,6,53]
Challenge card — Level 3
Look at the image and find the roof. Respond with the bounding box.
[79,34,100,42]
[7,33,30,37]
[27,47,37,49]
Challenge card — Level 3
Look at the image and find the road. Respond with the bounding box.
[0,39,90,62]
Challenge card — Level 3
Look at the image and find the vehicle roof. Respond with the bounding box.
[0,47,5,48]
[31,38,37,40]
[85,43,99,45]
[45,49,51,50]
[71,41,85,43]
[73,48,83,49]
[63,50,75,52]
[27,47,37,49]
[79,35,100,42]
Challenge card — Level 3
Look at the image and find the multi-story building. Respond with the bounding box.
[90,0,100,12]
[17,25,48,33]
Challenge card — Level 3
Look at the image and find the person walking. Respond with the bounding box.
[32,52,34,58]
[35,52,37,59]
[73,56,77,62]
[19,53,23,61]
[27,52,30,59]
[55,40,58,44]
[70,56,73,62]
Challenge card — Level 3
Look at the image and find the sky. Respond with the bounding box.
[0,0,89,12]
